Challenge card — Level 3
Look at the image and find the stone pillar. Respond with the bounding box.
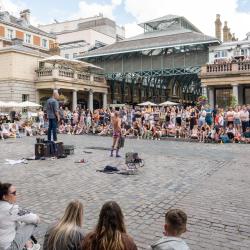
[72,90,77,111]
[103,92,107,109]
[232,83,239,105]
[35,90,40,104]
[88,89,93,112]
[208,87,214,108]
[201,85,208,98]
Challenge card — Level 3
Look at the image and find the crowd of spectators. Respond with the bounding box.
[1,104,250,144]
[213,55,250,65]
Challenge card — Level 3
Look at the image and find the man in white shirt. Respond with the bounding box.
[240,106,249,133]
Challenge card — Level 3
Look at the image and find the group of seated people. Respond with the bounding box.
[1,104,250,144]
[0,115,48,140]
[0,182,189,250]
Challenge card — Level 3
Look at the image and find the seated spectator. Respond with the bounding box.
[151,209,189,250]
[0,182,40,250]
[82,201,137,250]
[58,121,66,134]
[241,127,250,143]
[226,123,236,141]
[190,125,199,140]
[43,200,84,250]
[24,122,33,136]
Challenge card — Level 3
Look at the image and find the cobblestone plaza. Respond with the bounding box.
[1,136,250,249]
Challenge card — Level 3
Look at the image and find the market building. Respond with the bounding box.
[80,15,220,105]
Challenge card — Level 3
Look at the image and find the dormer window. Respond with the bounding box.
[25,33,31,43]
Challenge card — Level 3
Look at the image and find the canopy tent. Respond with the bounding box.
[39,55,103,71]
[159,101,179,106]
[2,101,20,108]
[0,101,6,107]
[19,101,41,108]
[137,101,157,106]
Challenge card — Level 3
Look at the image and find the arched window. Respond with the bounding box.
[173,83,177,96]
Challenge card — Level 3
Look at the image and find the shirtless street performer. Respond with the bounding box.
[110,111,122,157]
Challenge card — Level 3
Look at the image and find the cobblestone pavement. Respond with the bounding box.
[0,135,250,250]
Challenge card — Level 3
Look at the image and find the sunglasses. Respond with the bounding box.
[9,191,17,196]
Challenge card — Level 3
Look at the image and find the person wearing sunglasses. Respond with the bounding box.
[0,182,40,250]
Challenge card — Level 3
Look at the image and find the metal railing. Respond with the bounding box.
[36,67,105,83]
[205,62,250,74]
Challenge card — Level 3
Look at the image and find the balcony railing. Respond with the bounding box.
[36,68,52,77]
[202,62,250,75]
[36,67,105,84]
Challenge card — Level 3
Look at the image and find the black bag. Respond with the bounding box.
[104,165,119,172]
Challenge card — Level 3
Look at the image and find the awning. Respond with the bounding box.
[39,55,103,71]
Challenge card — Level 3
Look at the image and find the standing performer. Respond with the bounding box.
[46,89,60,141]
[110,111,122,157]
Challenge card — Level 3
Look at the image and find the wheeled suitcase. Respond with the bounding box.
[35,143,50,158]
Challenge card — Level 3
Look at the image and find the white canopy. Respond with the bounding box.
[3,101,20,108]
[39,55,103,71]
[19,101,41,108]
[0,101,6,107]
[159,101,179,106]
[137,101,157,106]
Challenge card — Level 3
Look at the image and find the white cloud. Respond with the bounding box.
[0,0,25,15]
[0,0,45,26]
[123,0,250,39]
[71,0,122,20]
[124,22,143,38]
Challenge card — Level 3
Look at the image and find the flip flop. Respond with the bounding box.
[75,159,86,163]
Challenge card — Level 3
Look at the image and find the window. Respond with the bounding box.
[22,94,29,102]
[241,49,248,56]
[214,50,227,58]
[73,53,77,58]
[25,34,31,44]
[215,88,232,108]
[64,54,69,59]
[42,39,47,48]
[7,29,14,39]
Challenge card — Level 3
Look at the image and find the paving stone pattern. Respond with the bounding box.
[0,135,250,250]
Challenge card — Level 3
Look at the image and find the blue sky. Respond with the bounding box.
[2,0,250,39]
[10,0,135,25]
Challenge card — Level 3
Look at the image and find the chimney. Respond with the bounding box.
[20,9,30,24]
[223,21,229,42]
[215,14,222,40]
[228,29,232,41]
[232,33,236,41]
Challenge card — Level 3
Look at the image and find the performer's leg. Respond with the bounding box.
[110,137,116,157]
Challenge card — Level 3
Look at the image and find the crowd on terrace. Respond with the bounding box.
[213,55,250,64]
[1,103,250,144]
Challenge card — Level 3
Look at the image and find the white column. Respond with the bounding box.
[72,90,77,111]
[35,90,40,104]
[232,84,239,105]
[103,92,107,109]
[201,84,208,98]
[208,87,214,108]
[88,89,93,112]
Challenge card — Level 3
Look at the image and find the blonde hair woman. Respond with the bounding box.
[82,201,137,250]
[43,200,84,250]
